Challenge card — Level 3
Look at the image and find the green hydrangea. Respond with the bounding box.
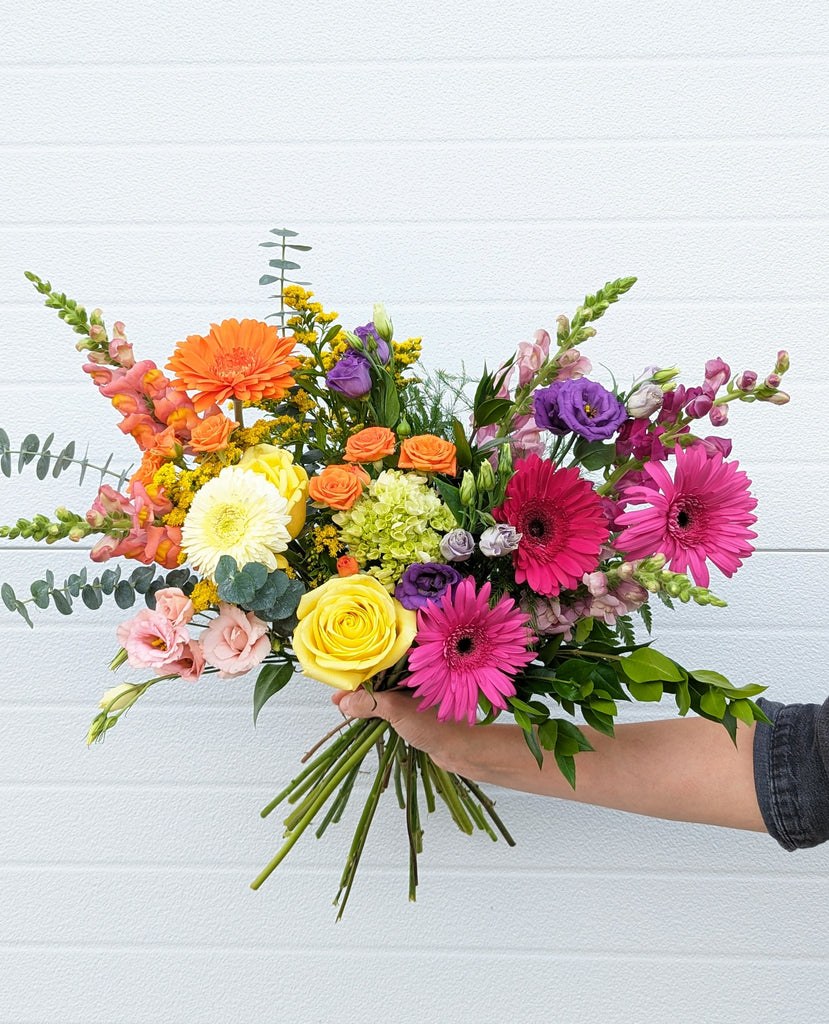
[333,469,457,590]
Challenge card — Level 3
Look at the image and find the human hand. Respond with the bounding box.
[332,688,466,772]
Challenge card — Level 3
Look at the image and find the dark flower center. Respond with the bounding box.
[456,636,474,654]
[528,517,547,539]
[669,495,708,542]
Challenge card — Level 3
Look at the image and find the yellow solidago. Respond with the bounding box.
[283,285,314,311]
[312,523,343,558]
[393,337,422,367]
[190,579,220,613]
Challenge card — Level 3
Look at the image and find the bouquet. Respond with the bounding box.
[1,229,790,917]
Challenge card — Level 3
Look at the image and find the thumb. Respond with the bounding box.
[332,687,390,721]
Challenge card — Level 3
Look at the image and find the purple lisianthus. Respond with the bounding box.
[354,322,390,364]
[533,378,627,441]
[394,562,464,610]
[326,349,372,399]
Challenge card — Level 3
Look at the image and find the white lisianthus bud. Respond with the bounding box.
[372,303,393,343]
[626,383,663,419]
[99,682,141,713]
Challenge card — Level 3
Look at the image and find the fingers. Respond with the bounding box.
[332,687,411,723]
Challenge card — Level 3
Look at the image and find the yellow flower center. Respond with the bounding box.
[209,502,247,544]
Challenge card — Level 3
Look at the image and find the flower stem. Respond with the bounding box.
[251,718,388,891]
[334,726,399,918]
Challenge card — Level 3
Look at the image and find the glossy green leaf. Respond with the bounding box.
[451,418,473,469]
[699,689,727,718]
[253,662,295,725]
[627,680,663,702]
[621,647,685,683]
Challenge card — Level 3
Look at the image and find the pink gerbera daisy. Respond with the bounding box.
[492,453,609,596]
[614,443,758,587]
[405,578,536,726]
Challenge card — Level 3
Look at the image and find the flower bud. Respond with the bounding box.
[497,442,513,482]
[774,350,790,374]
[704,357,731,392]
[67,525,88,542]
[99,682,140,713]
[764,373,781,389]
[396,415,412,439]
[764,389,790,405]
[626,383,663,419]
[439,528,475,562]
[476,458,496,491]
[708,404,729,427]
[459,469,477,507]
[651,366,681,385]
[556,315,570,338]
[479,524,522,557]
[735,370,757,392]
[342,330,365,353]
[372,303,394,343]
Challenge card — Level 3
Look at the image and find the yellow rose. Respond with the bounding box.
[292,575,417,691]
[238,443,309,539]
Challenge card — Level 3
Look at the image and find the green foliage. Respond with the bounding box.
[253,661,295,725]
[214,556,305,623]
[0,429,131,489]
[0,563,199,625]
[259,227,312,325]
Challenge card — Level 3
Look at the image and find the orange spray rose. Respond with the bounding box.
[398,434,457,475]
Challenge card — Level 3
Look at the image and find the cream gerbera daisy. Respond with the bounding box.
[181,466,292,580]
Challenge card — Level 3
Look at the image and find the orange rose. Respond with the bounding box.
[344,426,397,463]
[308,464,370,511]
[336,555,360,576]
[190,412,238,453]
[398,434,457,475]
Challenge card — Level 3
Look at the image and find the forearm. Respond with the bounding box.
[454,715,766,833]
[333,689,767,833]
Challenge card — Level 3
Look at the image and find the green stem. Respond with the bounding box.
[460,777,516,846]
[259,718,369,818]
[251,718,388,891]
[334,727,399,918]
[233,398,244,429]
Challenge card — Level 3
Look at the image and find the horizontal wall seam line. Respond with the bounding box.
[0,941,827,962]
[1,217,827,231]
[1,138,827,153]
[0,53,827,69]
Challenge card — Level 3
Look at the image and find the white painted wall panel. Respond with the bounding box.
[1,0,827,1021]
[3,59,826,142]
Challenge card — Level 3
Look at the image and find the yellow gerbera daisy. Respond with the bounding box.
[181,466,292,580]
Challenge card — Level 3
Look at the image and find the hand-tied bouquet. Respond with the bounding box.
[2,230,790,916]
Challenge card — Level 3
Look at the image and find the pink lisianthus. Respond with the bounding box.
[202,603,271,679]
[153,587,194,626]
[116,609,191,670]
[164,639,205,683]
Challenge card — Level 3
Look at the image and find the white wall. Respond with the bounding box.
[1,2,827,1021]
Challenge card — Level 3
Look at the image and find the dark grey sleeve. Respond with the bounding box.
[754,697,829,850]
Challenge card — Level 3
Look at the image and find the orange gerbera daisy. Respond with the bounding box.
[166,319,299,412]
